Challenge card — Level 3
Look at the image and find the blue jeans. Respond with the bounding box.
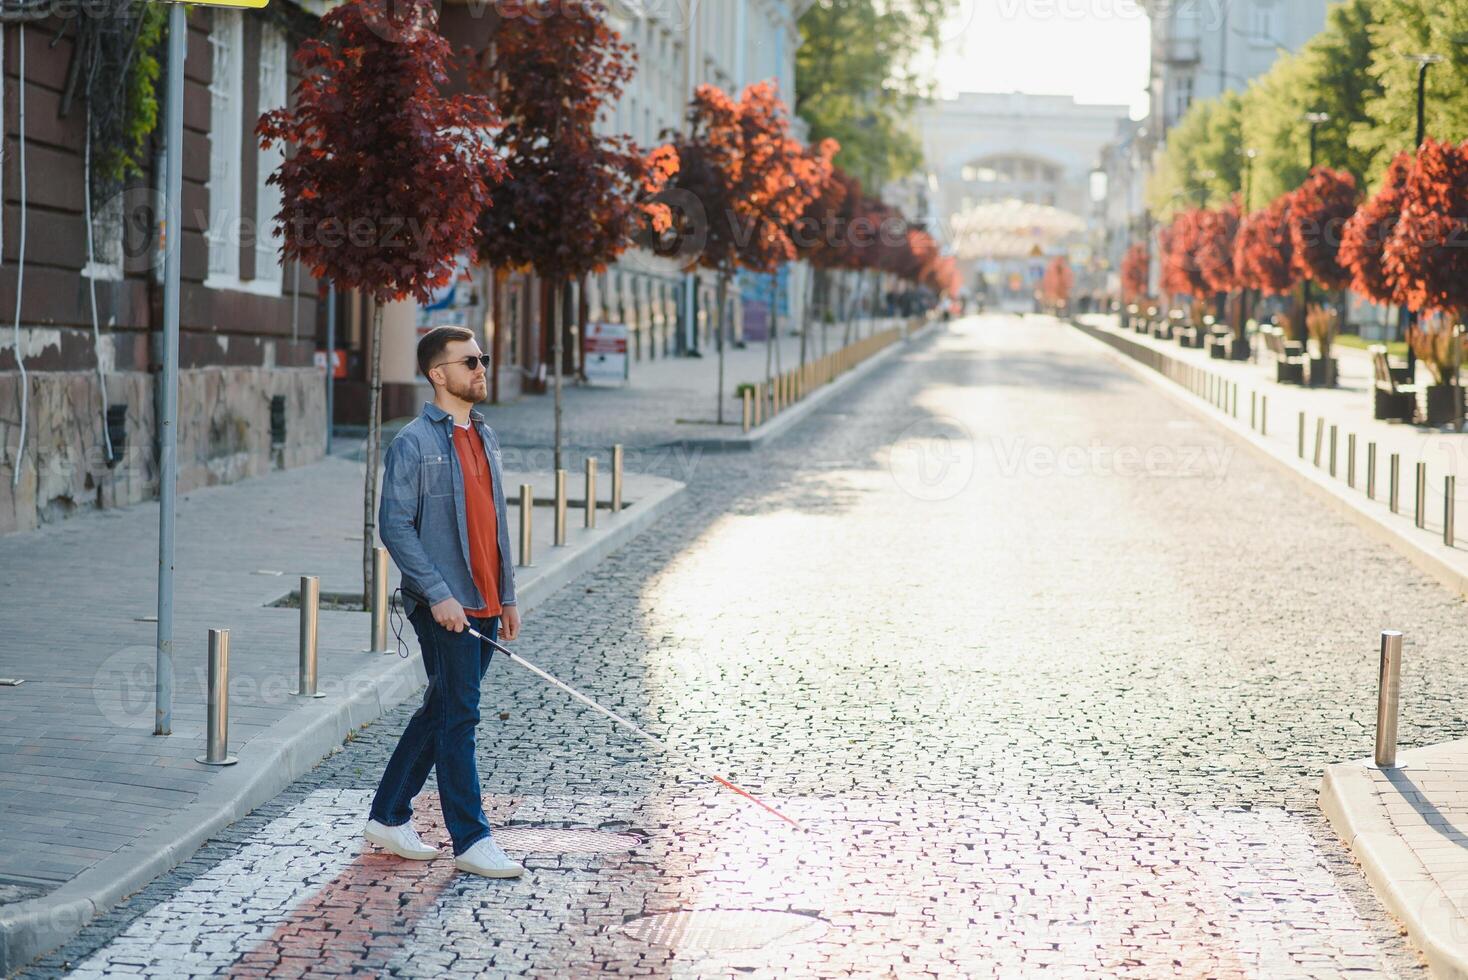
[369,606,498,855]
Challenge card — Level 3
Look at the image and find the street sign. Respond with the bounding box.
[583,322,629,385]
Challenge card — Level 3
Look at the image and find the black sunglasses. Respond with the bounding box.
[432,354,490,372]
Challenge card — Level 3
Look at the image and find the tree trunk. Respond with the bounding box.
[553,277,564,473]
[765,272,775,394]
[772,271,783,375]
[799,267,813,368]
[716,272,728,424]
[362,302,384,606]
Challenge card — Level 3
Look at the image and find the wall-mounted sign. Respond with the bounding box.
[583,321,628,385]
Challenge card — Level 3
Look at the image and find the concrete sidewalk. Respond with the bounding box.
[0,455,684,972]
[443,317,919,460]
[1072,312,1468,978]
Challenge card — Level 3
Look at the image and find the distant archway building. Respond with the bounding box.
[912,92,1129,302]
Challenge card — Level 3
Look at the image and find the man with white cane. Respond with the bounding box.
[362,325,524,878]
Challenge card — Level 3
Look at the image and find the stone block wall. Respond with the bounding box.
[0,367,325,535]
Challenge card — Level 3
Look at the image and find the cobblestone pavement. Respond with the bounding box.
[24,314,1468,978]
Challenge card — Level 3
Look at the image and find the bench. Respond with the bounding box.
[1371,346,1418,422]
[1262,328,1306,384]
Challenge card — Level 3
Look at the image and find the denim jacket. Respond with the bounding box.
[378,402,517,618]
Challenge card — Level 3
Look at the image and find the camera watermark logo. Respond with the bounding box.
[93,645,159,728]
[888,416,975,501]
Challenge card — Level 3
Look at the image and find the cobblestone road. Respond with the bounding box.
[25,314,1468,978]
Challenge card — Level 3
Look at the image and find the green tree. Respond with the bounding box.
[1359,0,1468,184]
[1147,92,1244,219]
[795,0,953,187]
[1242,0,1381,204]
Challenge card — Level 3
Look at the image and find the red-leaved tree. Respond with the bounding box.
[1121,243,1150,305]
[257,0,500,600]
[1289,167,1359,291]
[1384,138,1468,322]
[1041,256,1074,312]
[1234,196,1298,308]
[1341,151,1413,307]
[1161,209,1209,302]
[791,161,854,362]
[472,0,677,470]
[661,82,821,423]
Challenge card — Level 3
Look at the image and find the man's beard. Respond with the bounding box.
[446,376,486,403]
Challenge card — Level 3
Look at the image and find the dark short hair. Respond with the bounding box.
[417,326,476,382]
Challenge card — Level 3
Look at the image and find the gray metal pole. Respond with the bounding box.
[1367,443,1377,499]
[1347,433,1356,488]
[155,4,186,737]
[325,286,336,455]
[1374,629,1403,768]
[554,469,567,546]
[196,629,237,766]
[369,547,388,654]
[519,483,534,566]
[611,444,623,514]
[584,457,597,529]
[1446,476,1456,547]
[297,576,323,698]
[1390,454,1401,513]
[1416,462,1427,529]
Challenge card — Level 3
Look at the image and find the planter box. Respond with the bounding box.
[1229,337,1251,361]
[1307,357,1339,388]
[1422,384,1464,427]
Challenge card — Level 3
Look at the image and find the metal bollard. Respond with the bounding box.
[1347,434,1356,489]
[1231,382,1238,418]
[554,469,567,546]
[1328,425,1338,477]
[296,576,323,698]
[1313,418,1325,468]
[584,457,597,529]
[1374,630,1403,769]
[611,444,624,514]
[519,483,534,566]
[370,547,389,654]
[742,390,752,433]
[1447,476,1456,547]
[755,383,763,426]
[1367,443,1377,499]
[1261,396,1268,436]
[1416,462,1427,529]
[1251,392,1257,429]
[1390,454,1401,513]
[196,629,238,766]
[1298,412,1306,459]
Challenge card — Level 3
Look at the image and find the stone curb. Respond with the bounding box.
[0,475,686,976]
[1321,751,1468,980]
[1066,317,1468,979]
[664,318,944,452]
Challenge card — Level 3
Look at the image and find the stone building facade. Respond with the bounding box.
[0,8,327,535]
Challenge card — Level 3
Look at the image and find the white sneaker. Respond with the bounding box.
[454,836,524,878]
[363,819,439,860]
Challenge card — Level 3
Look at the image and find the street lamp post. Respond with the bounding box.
[1403,55,1444,376]
[1301,112,1330,320]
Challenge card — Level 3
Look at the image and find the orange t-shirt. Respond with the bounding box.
[451,424,502,618]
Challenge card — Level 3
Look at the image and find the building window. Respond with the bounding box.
[254,24,288,291]
[206,10,244,284]
[1250,1,1275,43]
